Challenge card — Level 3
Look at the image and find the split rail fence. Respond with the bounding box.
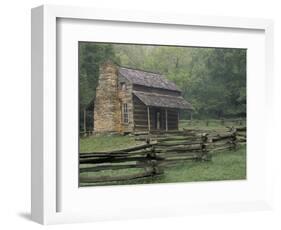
[79,127,246,185]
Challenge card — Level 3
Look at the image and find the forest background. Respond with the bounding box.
[79,43,246,129]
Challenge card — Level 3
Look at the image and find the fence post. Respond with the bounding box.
[229,126,237,150]
[146,134,151,144]
[232,127,237,150]
[146,146,163,176]
[201,133,210,161]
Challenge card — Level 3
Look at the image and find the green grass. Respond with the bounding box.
[80,134,143,153]
[179,119,246,131]
[161,146,246,183]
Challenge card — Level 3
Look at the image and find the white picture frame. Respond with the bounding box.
[31,5,274,225]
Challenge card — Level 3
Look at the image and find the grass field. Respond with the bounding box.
[179,119,246,130]
[80,135,141,153]
[79,119,246,186]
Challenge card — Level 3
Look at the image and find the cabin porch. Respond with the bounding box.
[133,103,179,131]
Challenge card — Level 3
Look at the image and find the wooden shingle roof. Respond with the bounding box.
[119,67,180,92]
[133,91,193,110]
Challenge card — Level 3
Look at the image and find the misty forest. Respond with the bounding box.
[79,43,246,125]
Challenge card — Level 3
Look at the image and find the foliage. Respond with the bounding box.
[79,42,118,108]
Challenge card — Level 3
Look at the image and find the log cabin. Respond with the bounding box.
[91,60,193,134]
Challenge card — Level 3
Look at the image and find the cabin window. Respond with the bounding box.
[123,103,129,123]
[120,82,126,91]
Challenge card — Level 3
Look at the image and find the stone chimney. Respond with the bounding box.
[94,61,121,133]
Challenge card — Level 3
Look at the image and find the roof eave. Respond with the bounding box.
[133,91,193,110]
[131,83,181,93]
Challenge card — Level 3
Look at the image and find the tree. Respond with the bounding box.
[79,42,118,108]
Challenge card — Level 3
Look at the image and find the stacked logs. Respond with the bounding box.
[147,131,211,166]
[79,143,163,185]
[236,126,246,144]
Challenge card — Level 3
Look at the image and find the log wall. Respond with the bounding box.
[118,75,134,133]
[167,109,179,130]
[133,95,148,131]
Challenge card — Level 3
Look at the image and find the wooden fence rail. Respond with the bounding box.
[79,127,246,185]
